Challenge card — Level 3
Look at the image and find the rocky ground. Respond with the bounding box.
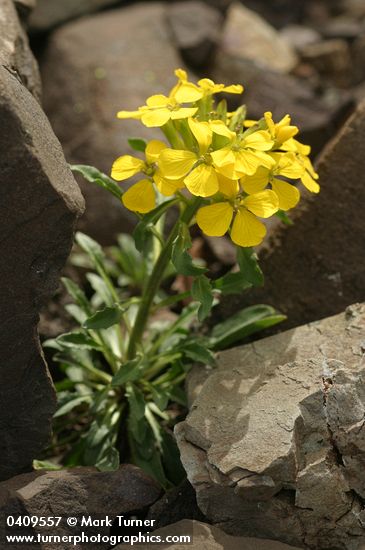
[1,1,365,549]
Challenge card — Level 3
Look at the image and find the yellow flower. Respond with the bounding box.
[281,138,320,193]
[158,118,220,197]
[210,126,275,179]
[196,186,279,247]
[111,140,169,213]
[170,69,243,104]
[241,152,304,211]
[264,112,299,146]
[111,140,166,181]
[117,94,198,128]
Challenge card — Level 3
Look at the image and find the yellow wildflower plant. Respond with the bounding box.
[111,68,319,248]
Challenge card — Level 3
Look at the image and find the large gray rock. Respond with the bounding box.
[218,99,365,330]
[29,0,124,32]
[117,519,303,550]
[0,465,161,549]
[166,1,223,69]
[0,65,84,481]
[0,0,41,99]
[221,3,298,73]
[40,2,190,244]
[177,304,365,550]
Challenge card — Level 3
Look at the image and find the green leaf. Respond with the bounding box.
[150,386,170,412]
[56,331,103,351]
[96,446,119,471]
[237,247,264,287]
[209,304,286,350]
[171,224,206,277]
[183,341,216,366]
[191,275,213,321]
[54,395,92,417]
[276,209,294,226]
[71,164,123,200]
[133,199,177,253]
[83,305,124,330]
[33,460,62,471]
[214,271,252,295]
[62,277,92,315]
[126,383,147,444]
[128,138,147,152]
[111,358,145,387]
[76,232,105,266]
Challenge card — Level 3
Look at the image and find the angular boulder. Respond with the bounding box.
[221,3,298,73]
[29,0,123,32]
[40,2,191,243]
[0,65,84,481]
[0,465,161,548]
[117,520,303,550]
[0,0,41,99]
[176,304,365,549]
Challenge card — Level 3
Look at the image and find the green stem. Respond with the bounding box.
[127,198,201,359]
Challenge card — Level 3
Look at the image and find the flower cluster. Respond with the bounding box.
[111,69,319,248]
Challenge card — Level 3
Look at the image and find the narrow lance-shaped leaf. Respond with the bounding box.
[71,164,123,200]
[191,274,214,322]
[128,138,147,152]
[83,305,125,330]
[171,223,206,277]
[237,247,264,287]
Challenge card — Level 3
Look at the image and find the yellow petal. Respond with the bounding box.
[234,150,262,177]
[217,173,239,198]
[117,110,143,120]
[170,107,198,120]
[241,167,270,194]
[122,179,156,213]
[277,153,305,179]
[175,68,188,81]
[174,83,203,103]
[159,149,197,180]
[111,155,144,181]
[188,118,212,153]
[222,84,244,94]
[211,147,235,167]
[231,208,267,247]
[146,94,169,107]
[153,171,185,196]
[271,178,300,211]
[243,130,273,151]
[196,203,233,237]
[184,164,219,197]
[140,108,171,128]
[145,140,167,163]
[243,189,279,218]
[301,171,320,193]
[210,120,236,140]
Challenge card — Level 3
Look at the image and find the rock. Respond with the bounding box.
[0,0,41,99]
[0,65,84,481]
[13,0,36,19]
[237,0,306,29]
[116,519,304,550]
[221,3,298,74]
[211,51,354,155]
[40,2,191,244]
[0,465,161,548]
[147,479,206,530]
[280,24,322,53]
[340,0,365,20]
[320,16,365,41]
[166,1,223,69]
[29,0,124,32]
[176,304,365,549]
[352,34,365,85]
[218,99,365,331]
[300,39,352,87]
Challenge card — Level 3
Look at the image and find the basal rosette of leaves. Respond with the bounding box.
[41,69,319,488]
